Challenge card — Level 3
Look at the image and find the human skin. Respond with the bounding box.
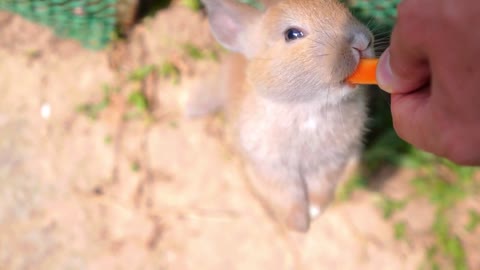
[376,0,480,165]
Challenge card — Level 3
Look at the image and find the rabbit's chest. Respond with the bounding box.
[238,101,361,171]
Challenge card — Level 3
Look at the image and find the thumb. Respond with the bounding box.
[376,47,430,94]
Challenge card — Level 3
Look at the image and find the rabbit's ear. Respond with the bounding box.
[203,0,261,54]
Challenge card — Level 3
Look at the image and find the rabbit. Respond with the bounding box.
[191,0,374,232]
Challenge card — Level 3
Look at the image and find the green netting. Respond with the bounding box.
[0,0,400,50]
[0,0,120,49]
[347,0,401,33]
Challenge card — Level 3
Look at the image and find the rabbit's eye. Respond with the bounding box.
[284,28,304,42]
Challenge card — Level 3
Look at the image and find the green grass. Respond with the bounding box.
[426,213,469,270]
[393,221,407,240]
[169,120,178,129]
[358,89,479,269]
[104,135,113,145]
[76,85,115,120]
[123,90,154,121]
[336,174,368,201]
[181,0,202,10]
[361,90,412,172]
[465,210,480,233]
[121,61,182,121]
[411,176,470,211]
[128,90,149,112]
[131,161,141,172]
[183,43,219,61]
[128,62,181,84]
[159,61,181,84]
[376,196,407,220]
[129,65,157,82]
[80,61,171,122]
[409,162,475,270]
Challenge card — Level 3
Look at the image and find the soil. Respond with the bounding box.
[0,3,479,270]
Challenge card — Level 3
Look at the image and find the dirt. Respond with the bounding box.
[0,3,479,270]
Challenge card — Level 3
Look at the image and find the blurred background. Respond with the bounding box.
[0,0,479,269]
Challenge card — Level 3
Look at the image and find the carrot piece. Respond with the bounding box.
[347,58,378,85]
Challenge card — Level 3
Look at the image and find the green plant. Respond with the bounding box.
[393,221,407,240]
[376,196,407,220]
[181,0,202,10]
[131,161,141,172]
[104,135,113,144]
[183,43,205,59]
[122,90,151,121]
[408,158,477,269]
[336,174,367,201]
[183,43,218,61]
[159,61,181,84]
[432,214,468,270]
[360,90,413,173]
[411,169,474,212]
[363,129,412,171]
[421,245,441,270]
[129,65,157,81]
[465,210,480,233]
[169,120,178,129]
[77,85,114,120]
[128,91,149,112]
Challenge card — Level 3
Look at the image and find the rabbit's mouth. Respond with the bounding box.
[342,81,359,90]
[337,74,362,90]
[344,81,358,88]
[339,74,359,88]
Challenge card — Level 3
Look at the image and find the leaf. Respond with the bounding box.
[159,61,181,84]
[129,65,157,81]
[465,209,480,233]
[183,43,205,60]
[376,196,407,220]
[336,174,367,201]
[128,91,149,112]
[393,221,407,240]
[181,0,202,10]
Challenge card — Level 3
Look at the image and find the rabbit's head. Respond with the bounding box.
[203,0,374,103]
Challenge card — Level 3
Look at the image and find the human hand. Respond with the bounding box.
[376,0,480,165]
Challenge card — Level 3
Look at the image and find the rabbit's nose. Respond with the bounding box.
[349,29,373,56]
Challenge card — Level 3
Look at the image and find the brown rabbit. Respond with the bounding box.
[191,0,374,232]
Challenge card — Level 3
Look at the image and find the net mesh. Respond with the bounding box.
[0,0,124,49]
[0,0,400,50]
[348,0,400,33]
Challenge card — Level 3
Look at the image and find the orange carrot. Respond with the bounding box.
[347,58,378,85]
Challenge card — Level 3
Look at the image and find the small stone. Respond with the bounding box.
[40,103,51,119]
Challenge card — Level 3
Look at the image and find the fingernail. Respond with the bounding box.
[376,48,394,93]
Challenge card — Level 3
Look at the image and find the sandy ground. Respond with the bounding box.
[0,3,479,270]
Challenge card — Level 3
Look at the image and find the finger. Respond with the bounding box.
[390,89,437,154]
[376,1,431,94]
